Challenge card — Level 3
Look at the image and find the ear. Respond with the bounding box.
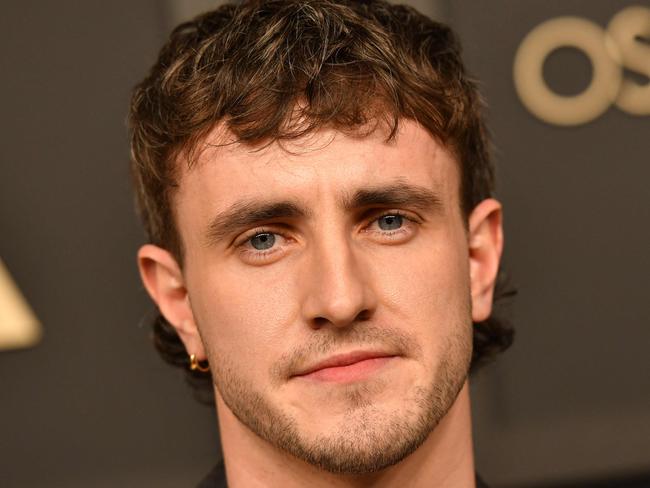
[137,244,206,360]
[468,198,503,322]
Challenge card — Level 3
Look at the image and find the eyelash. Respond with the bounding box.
[363,211,413,237]
[236,210,418,261]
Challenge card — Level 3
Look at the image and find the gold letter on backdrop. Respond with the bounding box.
[513,6,650,126]
[609,6,650,116]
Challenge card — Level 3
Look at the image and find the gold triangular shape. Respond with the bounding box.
[0,258,42,351]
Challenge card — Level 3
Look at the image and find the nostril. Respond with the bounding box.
[309,306,372,330]
[312,316,330,328]
[355,309,372,321]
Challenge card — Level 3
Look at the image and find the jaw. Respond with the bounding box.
[214,380,475,488]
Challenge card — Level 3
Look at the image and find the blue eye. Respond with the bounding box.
[249,233,276,250]
[377,214,403,231]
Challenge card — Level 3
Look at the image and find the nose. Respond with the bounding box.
[300,232,378,329]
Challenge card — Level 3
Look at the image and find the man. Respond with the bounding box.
[129,0,513,486]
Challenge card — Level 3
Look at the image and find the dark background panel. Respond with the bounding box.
[0,2,219,487]
[456,0,650,486]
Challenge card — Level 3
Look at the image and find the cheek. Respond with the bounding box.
[377,226,470,339]
[186,262,298,375]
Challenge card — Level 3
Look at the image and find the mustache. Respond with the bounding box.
[270,324,422,382]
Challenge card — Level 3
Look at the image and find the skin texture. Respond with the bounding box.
[138,119,503,487]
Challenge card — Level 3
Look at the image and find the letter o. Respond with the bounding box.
[513,17,622,126]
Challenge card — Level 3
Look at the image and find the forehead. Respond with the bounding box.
[175,120,460,214]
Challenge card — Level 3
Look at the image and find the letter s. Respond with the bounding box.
[608,6,650,115]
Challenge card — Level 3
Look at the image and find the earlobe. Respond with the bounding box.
[137,244,206,359]
[468,199,503,322]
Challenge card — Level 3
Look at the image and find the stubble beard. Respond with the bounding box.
[211,320,473,475]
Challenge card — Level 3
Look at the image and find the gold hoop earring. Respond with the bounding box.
[189,354,210,373]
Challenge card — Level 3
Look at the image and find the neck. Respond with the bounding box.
[215,380,475,488]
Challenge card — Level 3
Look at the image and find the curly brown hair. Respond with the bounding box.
[129,0,514,402]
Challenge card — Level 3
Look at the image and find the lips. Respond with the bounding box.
[293,351,396,378]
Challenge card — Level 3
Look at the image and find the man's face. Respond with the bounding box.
[173,120,475,473]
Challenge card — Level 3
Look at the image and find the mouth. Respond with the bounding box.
[292,351,398,383]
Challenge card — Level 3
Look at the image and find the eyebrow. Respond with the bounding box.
[204,181,442,246]
[205,200,309,246]
[340,181,443,213]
